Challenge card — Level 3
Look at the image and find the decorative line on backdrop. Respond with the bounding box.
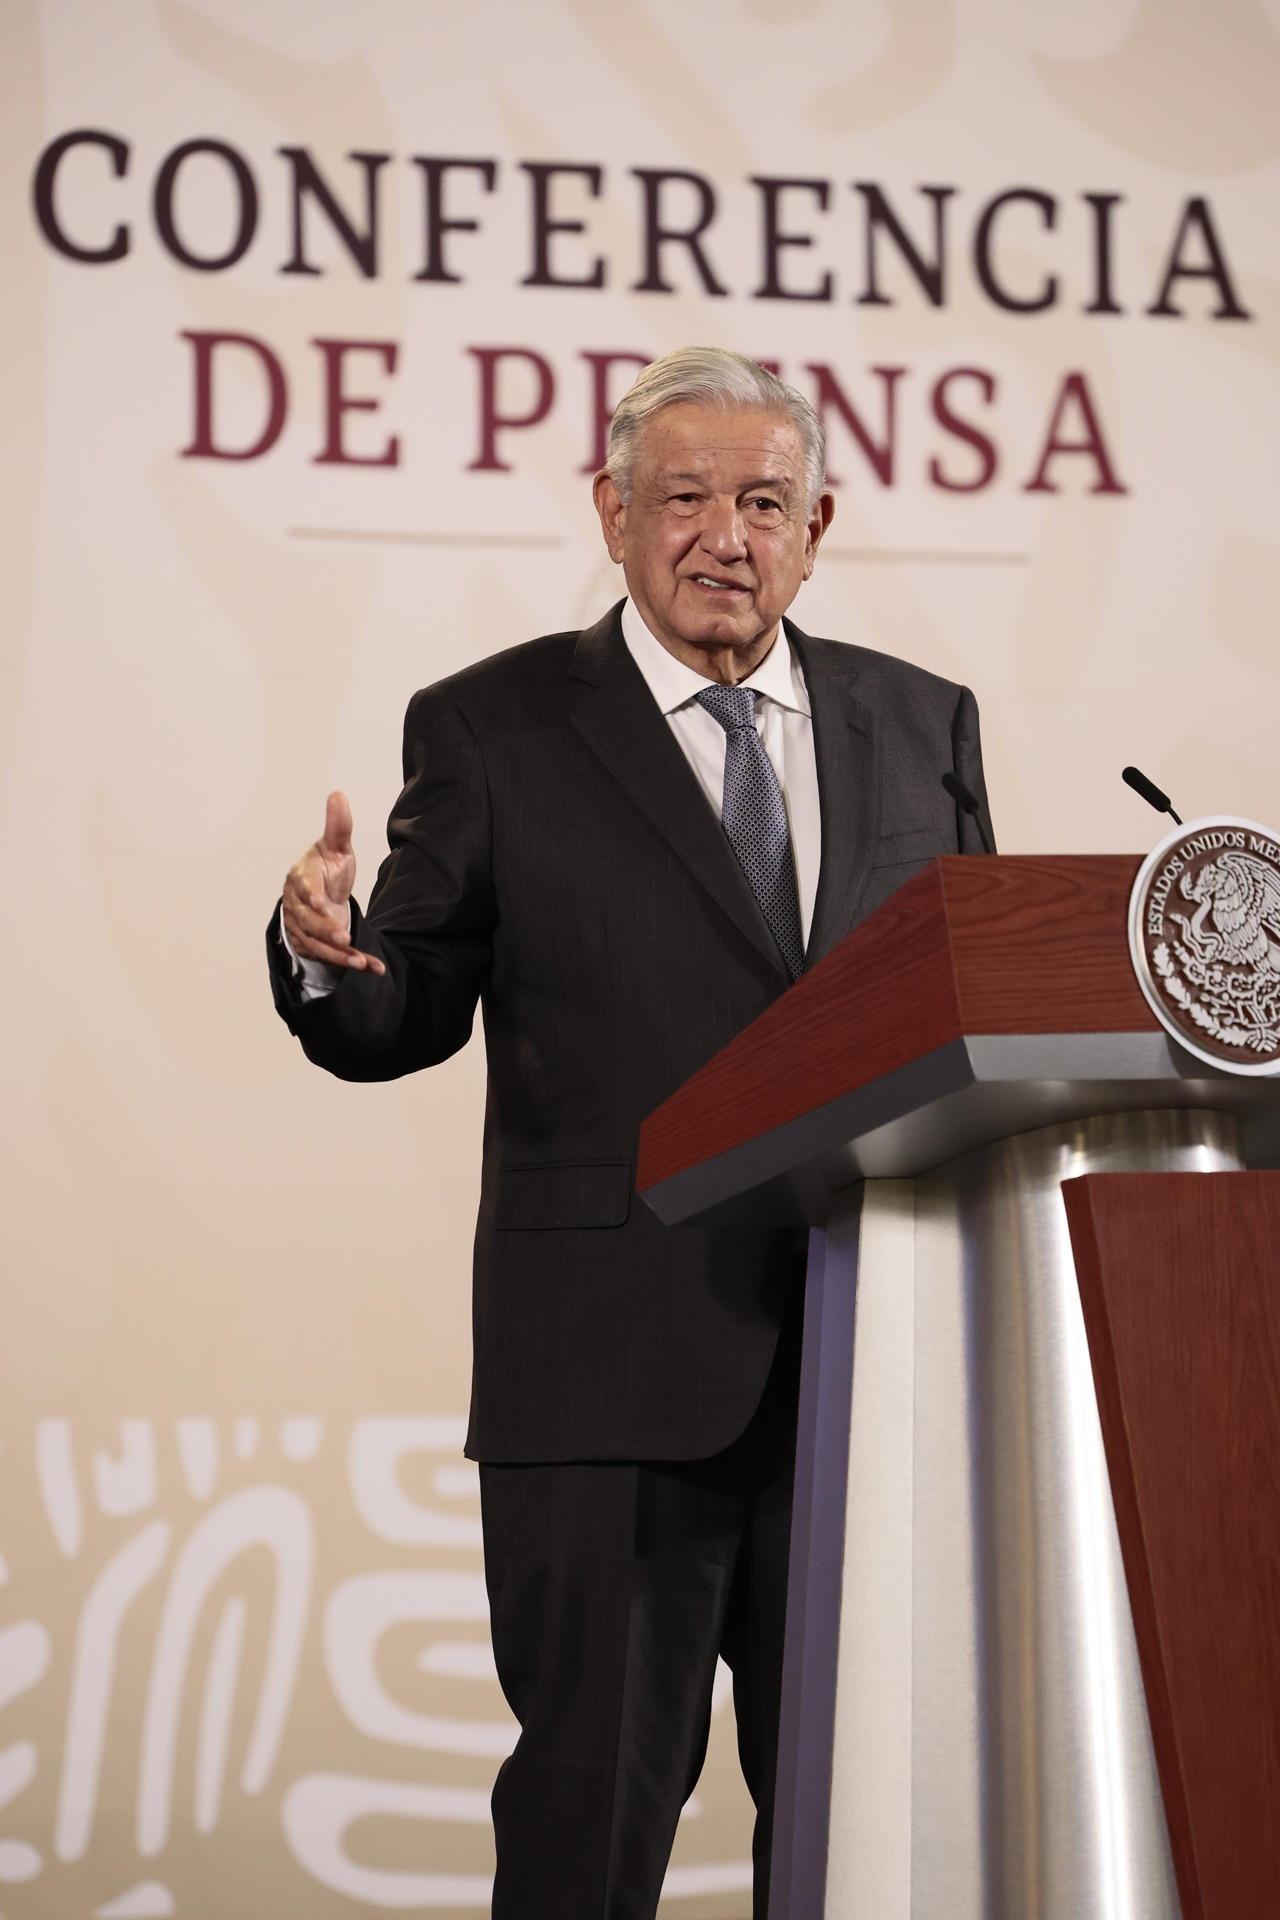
[288,527,565,549]
[286,530,1027,564]
[824,548,1029,566]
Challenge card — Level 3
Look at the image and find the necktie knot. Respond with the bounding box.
[695,683,757,734]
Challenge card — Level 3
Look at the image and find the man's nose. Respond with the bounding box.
[700,500,748,557]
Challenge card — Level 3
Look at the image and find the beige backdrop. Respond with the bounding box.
[2,1,1278,1915]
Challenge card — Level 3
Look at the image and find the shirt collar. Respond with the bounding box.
[621,598,809,717]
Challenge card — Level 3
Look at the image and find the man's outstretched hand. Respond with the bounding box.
[281,791,386,975]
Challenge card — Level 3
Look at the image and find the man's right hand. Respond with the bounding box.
[281,791,386,976]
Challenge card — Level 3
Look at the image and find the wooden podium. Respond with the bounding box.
[637,856,1280,1920]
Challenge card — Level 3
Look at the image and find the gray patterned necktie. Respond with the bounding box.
[695,683,805,981]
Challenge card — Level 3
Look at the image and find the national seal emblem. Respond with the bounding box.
[1128,817,1280,1076]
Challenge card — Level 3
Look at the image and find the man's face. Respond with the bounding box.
[593,402,835,682]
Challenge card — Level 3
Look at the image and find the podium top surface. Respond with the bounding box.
[638,855,1278,1224]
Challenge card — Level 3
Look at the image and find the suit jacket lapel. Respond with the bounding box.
[790,623,884,966]
[570,606,791,981]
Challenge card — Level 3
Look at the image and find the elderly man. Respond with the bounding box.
[270,347,992,1918]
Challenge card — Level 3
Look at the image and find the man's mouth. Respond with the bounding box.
[690,575,746,593]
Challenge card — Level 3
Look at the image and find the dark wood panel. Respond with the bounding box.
[1063,1173,1280,1920]
[942,853,1150,1031]
[640,854,1155,1192]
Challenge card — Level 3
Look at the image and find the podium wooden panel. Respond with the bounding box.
[1064,1172,1280,1920]
[640,856,1278,1225]
[640,854,1151,1202]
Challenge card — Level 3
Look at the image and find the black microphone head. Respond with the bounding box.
[941,768,995,853]
[1122,765,1172,815]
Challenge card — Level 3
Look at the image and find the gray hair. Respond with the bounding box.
[605,346,827,513]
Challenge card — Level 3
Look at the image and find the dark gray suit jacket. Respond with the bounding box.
[269,602,992,1463]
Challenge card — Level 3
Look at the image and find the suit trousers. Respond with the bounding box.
[479,1289,803,1920]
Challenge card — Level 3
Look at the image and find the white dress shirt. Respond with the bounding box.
[284,601,822,995]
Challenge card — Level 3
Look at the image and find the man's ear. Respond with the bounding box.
[593,470,627,563]
[802,490,836,577]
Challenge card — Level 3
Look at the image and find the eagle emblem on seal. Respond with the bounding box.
[1128,818,1280,1075]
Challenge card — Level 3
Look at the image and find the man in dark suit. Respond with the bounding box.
[271,348,991,1918]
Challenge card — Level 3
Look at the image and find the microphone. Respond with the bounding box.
[1121,765,1183,827]
[942,770,994,855]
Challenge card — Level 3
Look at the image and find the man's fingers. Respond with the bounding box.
[321,790,354,859]
[286,891,351,945]
[307,945,386,975]
[290,927,386,975]
[312,945,385,975]
[284,849,353,918]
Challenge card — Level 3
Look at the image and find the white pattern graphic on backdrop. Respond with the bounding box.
[0,1416,745,1913]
